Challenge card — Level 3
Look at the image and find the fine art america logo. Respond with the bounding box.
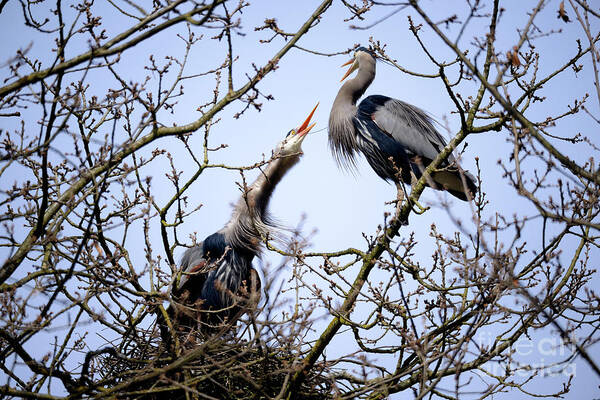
[477,331,576,377]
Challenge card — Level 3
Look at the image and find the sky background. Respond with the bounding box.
[1,0,598,398]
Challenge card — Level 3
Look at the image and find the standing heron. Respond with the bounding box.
[329,47,477,207]
[161,104,318,340]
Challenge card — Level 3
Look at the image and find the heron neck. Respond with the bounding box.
[329,59,375,168]
[226,152,299,251]
[334,61,375,107]
[246,153,300,217]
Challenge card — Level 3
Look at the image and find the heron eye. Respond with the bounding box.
[286,129,296,137]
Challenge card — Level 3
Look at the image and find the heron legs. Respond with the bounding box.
[389,175,429,223]
[394,183,409,225]
[409,171,429,214]
[387,165,431,224]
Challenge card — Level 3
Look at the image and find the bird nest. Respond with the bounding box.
[92,327,334,400]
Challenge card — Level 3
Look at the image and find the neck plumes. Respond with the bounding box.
[226,153,300,252]
[245,153,300,217]
[328,60,375,169]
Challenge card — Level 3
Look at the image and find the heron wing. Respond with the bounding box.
[174,244,209,296]
[358,95,453,163]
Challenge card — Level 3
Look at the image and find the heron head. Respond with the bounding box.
[340,46,376,82]
[277,103,319,156]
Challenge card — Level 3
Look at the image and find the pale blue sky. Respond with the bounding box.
[1,1,598,398]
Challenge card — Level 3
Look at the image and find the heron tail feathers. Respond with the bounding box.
[431,169,478,202]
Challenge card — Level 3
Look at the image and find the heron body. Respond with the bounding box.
[162,104,318,338]
[174,231,256,321]
[329,47,477,201]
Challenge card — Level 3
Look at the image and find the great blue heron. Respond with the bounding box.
[329,47,477,207]
[161,104,318,340]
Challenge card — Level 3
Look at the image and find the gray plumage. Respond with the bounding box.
[161,105,317,338]
[329,47,477,201]
[174,153,298,310]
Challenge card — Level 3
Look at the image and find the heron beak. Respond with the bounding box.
[340,58,359,82]
[296,102,319,137]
